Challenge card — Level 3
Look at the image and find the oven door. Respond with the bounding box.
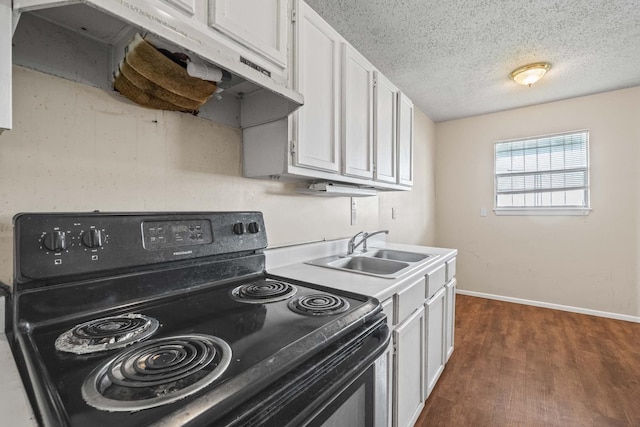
[305,353,389,427]
[214,313,390,427]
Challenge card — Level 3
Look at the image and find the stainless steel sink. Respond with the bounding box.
[305,248,437,279]
[306,254,411,278]
[329,256,409,275]
[369,249,432,263]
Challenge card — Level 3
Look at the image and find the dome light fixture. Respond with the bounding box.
[509,62,551,87]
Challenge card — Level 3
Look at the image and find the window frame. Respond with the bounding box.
[493,130,592,216]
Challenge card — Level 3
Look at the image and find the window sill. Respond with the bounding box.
[494,207,592,216]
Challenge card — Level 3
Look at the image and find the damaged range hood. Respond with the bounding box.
[11,0,303,128]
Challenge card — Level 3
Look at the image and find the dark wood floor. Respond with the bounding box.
[415,295,640,427]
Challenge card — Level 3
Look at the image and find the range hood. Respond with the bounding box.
[10,0,303,129]
[296,182,378,197]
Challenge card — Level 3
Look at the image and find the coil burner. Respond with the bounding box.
[288,294,350,316]
[230,279,298,303]
[55,314,160,355]
[82,334,232,411]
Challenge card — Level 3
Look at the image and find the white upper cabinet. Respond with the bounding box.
[1,0,11,133]
[242,0,413,191]
[160,0,196,16]
[341,44,374,179]
[397,92,414,186]
[374,71,398,183]
[292,0,341,173]
[208,0,288,68]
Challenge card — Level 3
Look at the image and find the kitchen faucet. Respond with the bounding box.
[347,230,389,254]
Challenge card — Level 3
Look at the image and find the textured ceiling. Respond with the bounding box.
[303,0,640,122]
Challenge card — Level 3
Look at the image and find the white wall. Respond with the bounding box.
[379,110,436,246]
[435,86,640,317]
[0,66,436,285]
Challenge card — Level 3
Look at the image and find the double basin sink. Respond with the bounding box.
[305,249,435,279]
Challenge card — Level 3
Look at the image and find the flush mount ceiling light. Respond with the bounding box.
[509,62,551,87]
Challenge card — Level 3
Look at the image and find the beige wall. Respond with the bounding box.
[379,110,437,246]
[435,86,640,317]
[0,66,436,285]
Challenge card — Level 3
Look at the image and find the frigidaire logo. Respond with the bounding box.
[173,250,193,256]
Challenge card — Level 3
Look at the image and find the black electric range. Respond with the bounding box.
[8,212,390,426]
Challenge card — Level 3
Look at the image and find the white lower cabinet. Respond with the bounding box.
[381,297,394,427]
[424,286,446,399]
[381,257,457,427]
[382,343,393,427]
[393,306,425,427]
[445,278,456,362]
[426,263,445,299]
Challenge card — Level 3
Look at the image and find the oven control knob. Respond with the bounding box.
[42,231,67,252]
[232,223,245,235]
[82,229,104,248]
[247,222,260,234]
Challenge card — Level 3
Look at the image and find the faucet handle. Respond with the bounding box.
[360,232,369,252]
[362,229,388,252]
[347,231,365,254]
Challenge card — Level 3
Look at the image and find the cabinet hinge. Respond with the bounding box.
[290,141,296,156]
[291,9,296,23]
[373,164,377,173]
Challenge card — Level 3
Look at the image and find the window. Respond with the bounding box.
[494,130,590,215]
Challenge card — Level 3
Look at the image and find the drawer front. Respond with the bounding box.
[395,276,426,323]
[382,297,395,327]
[446,257,457,282]
[426,263,446,299]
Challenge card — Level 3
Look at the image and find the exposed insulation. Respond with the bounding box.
[114,34,217,113]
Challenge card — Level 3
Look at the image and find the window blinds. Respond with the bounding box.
[495,131,589,208]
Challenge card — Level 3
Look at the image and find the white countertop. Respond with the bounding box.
[266,238,457,302]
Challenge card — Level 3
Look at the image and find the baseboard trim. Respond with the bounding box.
[456,289,640,323]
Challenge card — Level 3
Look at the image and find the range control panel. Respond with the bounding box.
[142,220,213,249]
[14,212,267,282]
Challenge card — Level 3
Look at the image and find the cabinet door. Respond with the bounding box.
[161,0,196,16]
[381,298,394,427]
[374,72,397,183]
[393,307,425,427]
[424,286,446,399]
[426,263,446,300]
[446,257,457,282]
[445,279,456,362]
[381,345,393,427]
[381,297,395,328]
[209,0,288,67]
[342,44,374,179]
[293,1,341,173]
[397,92,414,186]
[0,0,11,133]
[395,276,426,323]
